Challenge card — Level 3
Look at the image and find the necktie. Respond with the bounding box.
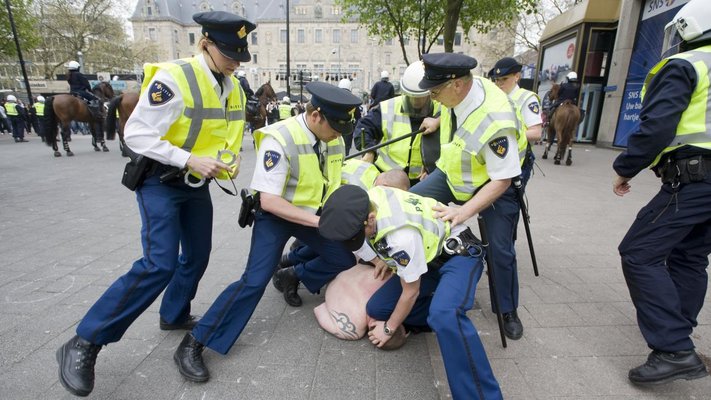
[450,109,458,142]
[314,141,324,172]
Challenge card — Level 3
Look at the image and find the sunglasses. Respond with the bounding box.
[430,80,454,96]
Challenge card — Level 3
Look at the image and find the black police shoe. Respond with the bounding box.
[277,254,293,269]
[160,315,200,331]
[174,333,209,382]
[502,311,523,340]
[272,266,302,307]
[629,349,708,385]
[56,335,102,397]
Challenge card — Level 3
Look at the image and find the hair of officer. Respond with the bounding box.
[197,36,212,52]
[374,170,410,191]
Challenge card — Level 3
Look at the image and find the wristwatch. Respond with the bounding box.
[383,321,394,336]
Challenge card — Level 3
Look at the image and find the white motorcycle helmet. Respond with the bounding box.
[380,70,389,80]
[566,71,578,82]
[6,95,17,102]
[237,70,246,77]
[400,61,429,98]
[662,0,711,58]
[67,60,80,70]
[36,95,45,102]
[282,96,291,104]
[338,78,352,92]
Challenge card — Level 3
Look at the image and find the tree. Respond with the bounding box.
[0,0,40,58]
[508,0,578,53]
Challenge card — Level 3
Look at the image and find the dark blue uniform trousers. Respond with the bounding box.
[77,174,213,345]
[619,177,711,352]
[480,185,520,314]
[192,210,355,355]
[366,255,502,400]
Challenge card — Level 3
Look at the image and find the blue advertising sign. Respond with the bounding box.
[613,0,689,147]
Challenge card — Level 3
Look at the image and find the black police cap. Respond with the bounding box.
[419,53,478,90]
[488,57,522,79]
[319,185,370,251]
[193,11,256,62]
[306,82,362,135]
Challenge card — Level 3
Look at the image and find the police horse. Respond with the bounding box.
[542,90,581,166]
[44,82,115,157]
[246,81,277,131]
[105,92,139,157]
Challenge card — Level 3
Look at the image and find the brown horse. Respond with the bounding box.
[44,82,115,157]
[246,81,276,132]
[542,100,580,165]
[106,92,139,157]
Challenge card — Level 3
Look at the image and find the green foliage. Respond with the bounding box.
[0,0,41,58]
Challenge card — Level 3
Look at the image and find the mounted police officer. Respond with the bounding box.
[320,184,503,400]
[172,82,362,383]
[55,11,254,397]
[369,70,395,108]
[236,70,254,97]
[482,56,544,340]
[613,0,711,385]
[66,60,102,118]
[355,61,441,187]
[551,71,581,117]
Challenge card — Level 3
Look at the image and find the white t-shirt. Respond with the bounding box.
[451,79,521,181]
[124,54,236,168]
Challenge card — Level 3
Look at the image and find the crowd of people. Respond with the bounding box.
[0,95,45,142]
[49,0,711,398]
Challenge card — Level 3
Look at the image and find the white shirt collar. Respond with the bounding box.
[453,78,485,129]
[297,113,319,147]
[195,53,235,102]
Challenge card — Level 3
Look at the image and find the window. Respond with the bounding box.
[454,32,462,46]
[251,32,257,45]
[148,28,156,41]
[315,29,323,44]
[385,38,393,46]
[253,54,258,64]
[147,6,152,16]
[436,36,444,46]
[174,29,179,44]
[385,53,391,65]
[350,29,358,44]
[331,6,342,15]
[332,29,340,44]
[188,32,195,46]
[297,29,305,44]
[280,29,287,44]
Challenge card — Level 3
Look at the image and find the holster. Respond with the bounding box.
[658,155,711,185]
[121,155,154,191]
[238,188,260,228]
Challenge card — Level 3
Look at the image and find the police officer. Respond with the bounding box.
[369,70,395,108]
[553,71,580,109]
[320,185,503,400]
[410,53,521,227]
[279,95,293,120]
[31,95,45,140]
[613,0,711,386]
[236,70,254,97]
[337,78,361,155]
[481,56,544,339]
[172,81,362,382]
[4,95,27,142]
[66,60,101,117]
[55,11,254,397]
[355,61,440,187]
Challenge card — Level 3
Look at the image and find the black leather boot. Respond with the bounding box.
[629,349,708,385]
[502,311,523,340]
[56,335,102,397]
[160,315,199,331]
[173,333,209,382]
[272,266,302,307]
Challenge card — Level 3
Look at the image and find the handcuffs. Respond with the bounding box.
[184,149,239,188]
[443,235,483,257]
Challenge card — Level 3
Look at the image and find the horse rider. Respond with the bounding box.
[278,95,293,120]
[236,70,254,97]
[551,71,581,114]
[355,61,440,188]
[173,82,362,382]
[613,0,711,386]
[66,60,102,118]
[4,95,28,142]
[338,77,361,155]
[369,70,395,109]
[478,56,544,340]
[55,10,253,397]
[320,184,503,400]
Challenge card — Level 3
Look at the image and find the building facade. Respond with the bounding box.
[129,0,513,99]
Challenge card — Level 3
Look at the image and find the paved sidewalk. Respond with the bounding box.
[0,133,708,399]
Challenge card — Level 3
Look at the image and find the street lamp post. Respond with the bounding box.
[4,0,33,105]
[285,0,291,98]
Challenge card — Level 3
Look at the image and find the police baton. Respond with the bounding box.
[513,178,539,277]
[345,128,425,160]
[477,215,507,348]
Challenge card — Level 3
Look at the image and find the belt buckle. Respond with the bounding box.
[444,236,463,255]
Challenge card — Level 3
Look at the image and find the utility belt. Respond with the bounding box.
[238,188,260,228]
[429,227,485,270]
[657,154,711,185]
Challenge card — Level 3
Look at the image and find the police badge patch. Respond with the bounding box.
[263,150,281,171]
[528,101,540,114]
[148,81,175,106]
[392,250,410,267]
[488,137,509,159]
